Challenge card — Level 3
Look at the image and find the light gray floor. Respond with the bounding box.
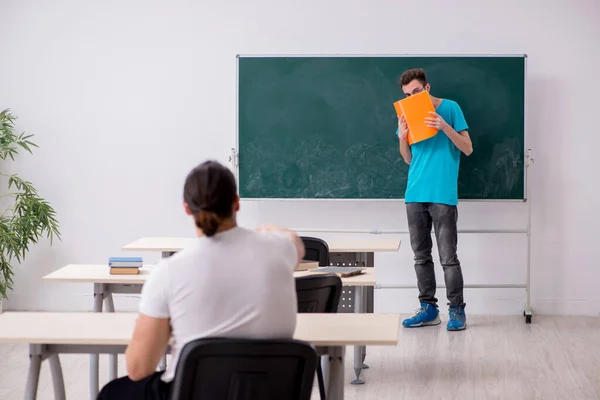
[1,315,599,400]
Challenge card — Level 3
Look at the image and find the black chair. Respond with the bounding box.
[295,274,342,315]
[169,338,317,400]
[300,237,330,266]
[295,274,342,400]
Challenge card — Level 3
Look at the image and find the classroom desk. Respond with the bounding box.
[0,312,400,400]
[122,236,401,255]
[122,236,400,384]
[44,264,377,287]
[43,264,377,396]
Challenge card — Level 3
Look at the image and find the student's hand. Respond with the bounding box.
[425,112,449,131]
[398,115,409,141]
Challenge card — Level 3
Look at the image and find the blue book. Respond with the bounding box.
[109,257,142,263]
[109,257,143,267]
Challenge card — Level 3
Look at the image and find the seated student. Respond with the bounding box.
[98,160,305,400]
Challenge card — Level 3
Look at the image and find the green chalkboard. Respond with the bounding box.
[237,55,526,200]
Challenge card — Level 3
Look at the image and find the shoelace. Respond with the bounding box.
[413,306,427,316]
[449,308,461,320]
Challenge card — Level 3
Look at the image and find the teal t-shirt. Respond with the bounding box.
[398,99,468,206]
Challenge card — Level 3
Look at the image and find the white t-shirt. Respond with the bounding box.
[138,226,299,382]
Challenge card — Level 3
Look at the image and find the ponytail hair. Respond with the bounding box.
[183,161,237,237]
[194,210,222,237]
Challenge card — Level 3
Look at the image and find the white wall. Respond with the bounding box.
[1,0,599,316]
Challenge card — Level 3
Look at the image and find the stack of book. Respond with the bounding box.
[109,257,142,275]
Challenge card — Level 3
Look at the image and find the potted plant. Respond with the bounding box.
[0,109,60,311]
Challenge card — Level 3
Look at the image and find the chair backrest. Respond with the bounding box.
[300,237,330,267]
[295,274,342,313]
[169,338,317,400]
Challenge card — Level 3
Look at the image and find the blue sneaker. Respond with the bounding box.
[447,306,467,331]
[402,302,441,328]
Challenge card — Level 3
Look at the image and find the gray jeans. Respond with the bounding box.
[406,202,465,307]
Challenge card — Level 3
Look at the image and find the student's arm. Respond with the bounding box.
[397,116,412,164]
[399,137,412,164]
[125,263,171,381]
[256,225,305,265]
[125,314,171,381]
[425,106,473,156]
[443,127,472,156]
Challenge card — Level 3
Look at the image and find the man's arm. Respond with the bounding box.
[127,263,171,381]
[256,225,306,266]
[397,116,412,164]
[125,314,171,381]
[425,111,473,156]
[399,137,412,164]
[441,127,473,156]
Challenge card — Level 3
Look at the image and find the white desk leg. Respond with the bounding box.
[320,354,330,395]
[25,345,42,400]
[105,293,118,381]
[90,283,104,400]
[49,353,66,400]
[351,285,365,385]
[361,251,372,370]
[362,272,369,369]
[327,346,345,400]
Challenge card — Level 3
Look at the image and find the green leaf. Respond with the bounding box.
[0,109,61,300]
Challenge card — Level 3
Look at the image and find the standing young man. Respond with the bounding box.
[396,68,473,331]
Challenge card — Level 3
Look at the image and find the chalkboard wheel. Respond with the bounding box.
[525,315,532,324]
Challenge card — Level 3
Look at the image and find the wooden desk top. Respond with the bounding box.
[43,264,376,286]
[43,264,152,284]
[0,312,400,347]
[294,268,376,286]
[122,237,400,254]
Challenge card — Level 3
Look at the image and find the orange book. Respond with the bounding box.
[110,267,140,275]
[393,91,438,145]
